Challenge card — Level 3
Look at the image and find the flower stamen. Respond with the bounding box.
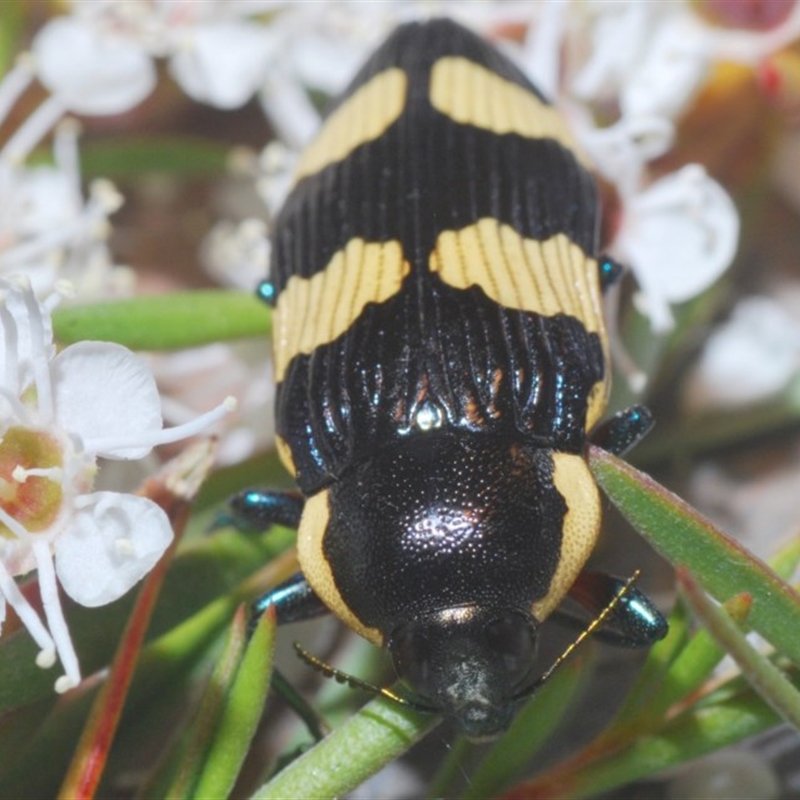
[19,283,54,418]
[32,539,80,693]
[0,94,67,167]
[82,395,237,454]
[0,53,36,125]
[0,296,21,396]
[0,503,33,541]
[12,464,63,483]
[0,557,56,667]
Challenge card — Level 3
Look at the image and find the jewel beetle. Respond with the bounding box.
[236,17,667,740]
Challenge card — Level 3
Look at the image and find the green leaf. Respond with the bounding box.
[769,534,800,582]
[251,695,438,799]
[678,567,800,730]
[461,656,590,800]
[191,609,276,799]
[165,608,250,799]
[52,291,270,350]
[588,446,800,669]
[0,524,292,716]
[78,137,230,179]
[509,673,795,800]
[609,600,690,729]
[633,377,800,465]
[647,592,752,722]
[0,1,24,75]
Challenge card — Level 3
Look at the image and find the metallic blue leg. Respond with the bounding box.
[229,488,304,532]
[591,404,654,456]
[562,570,668,647]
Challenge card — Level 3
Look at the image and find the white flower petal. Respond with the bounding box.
[685,297,800,410]
[54,492,172,607]
[617,166,739,325]
[290,34,368,95]
[578,115,674,193]
[16,166,81,235]
[50,341,163,459]
[519,0,566,101]
[572,3,653,102]
[33,17,156,115]
[0,279,55,398]
[260,74,321,149]
[168,21,273,110]
[620,15,710,122]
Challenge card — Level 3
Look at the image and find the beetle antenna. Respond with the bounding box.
[513,569,642,701]
[293,642,438,713]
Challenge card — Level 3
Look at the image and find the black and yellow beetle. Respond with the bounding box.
[235,18,667,740]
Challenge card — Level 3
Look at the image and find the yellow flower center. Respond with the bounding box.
[0,426,64,537]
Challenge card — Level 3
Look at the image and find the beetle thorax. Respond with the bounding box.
[322,432,567,630]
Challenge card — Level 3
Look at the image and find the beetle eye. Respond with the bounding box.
[391,625,434,696]
[484,613,537,685]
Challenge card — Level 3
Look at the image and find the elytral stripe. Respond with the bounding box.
[273,238,410,382]
[531,452,601,621]
[429,219,604,334]
[275,434,296,477]
[294,68,407,180]
[297,490,384,645]
[429,56,590,167]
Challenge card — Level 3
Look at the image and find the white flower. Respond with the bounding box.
[253,141,299,219]
[0,279,234,693]
[0,118,132,301]
[58,0,279,112]
[571,2,711,125]
[613,165,740,333]
[202,218,270,291]
[153,341,274,467]
[32,15,157,116]
[193,219,274,465]
[684,293,800,412]
[168,20,275,110]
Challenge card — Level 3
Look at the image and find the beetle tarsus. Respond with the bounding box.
[598,255,624,292]
[591,404,654,456]
[563,570,668,647]
[229,488,304,532]
[250,572,329,632]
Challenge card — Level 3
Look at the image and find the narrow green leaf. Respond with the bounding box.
[52,291,270,350]
[79,137,230,178]
[506,673,793,800]
[0,525,292,717]
[462,656,589,800]
[0,1,24,74]
[647,592,751,721]
[425,736,473,800]
[769,534,800,582]
[165,608,249,799]
[678,568,800,730]
[633,380,800,465]
[251,696,438,799]
[609,600,689,728]
[192,609,275,800]
[588,446,800,669]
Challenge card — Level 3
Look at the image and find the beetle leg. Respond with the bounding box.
[559,570,668,647]
[598,255,624,292]
[227,491,326,628]
[252,571,329,628]
[590,404,653,456]
[229,488,304,531]
[254,575,333,742]
[256,279,277,307]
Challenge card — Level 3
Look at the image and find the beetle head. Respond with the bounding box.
[389,605,538,739]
